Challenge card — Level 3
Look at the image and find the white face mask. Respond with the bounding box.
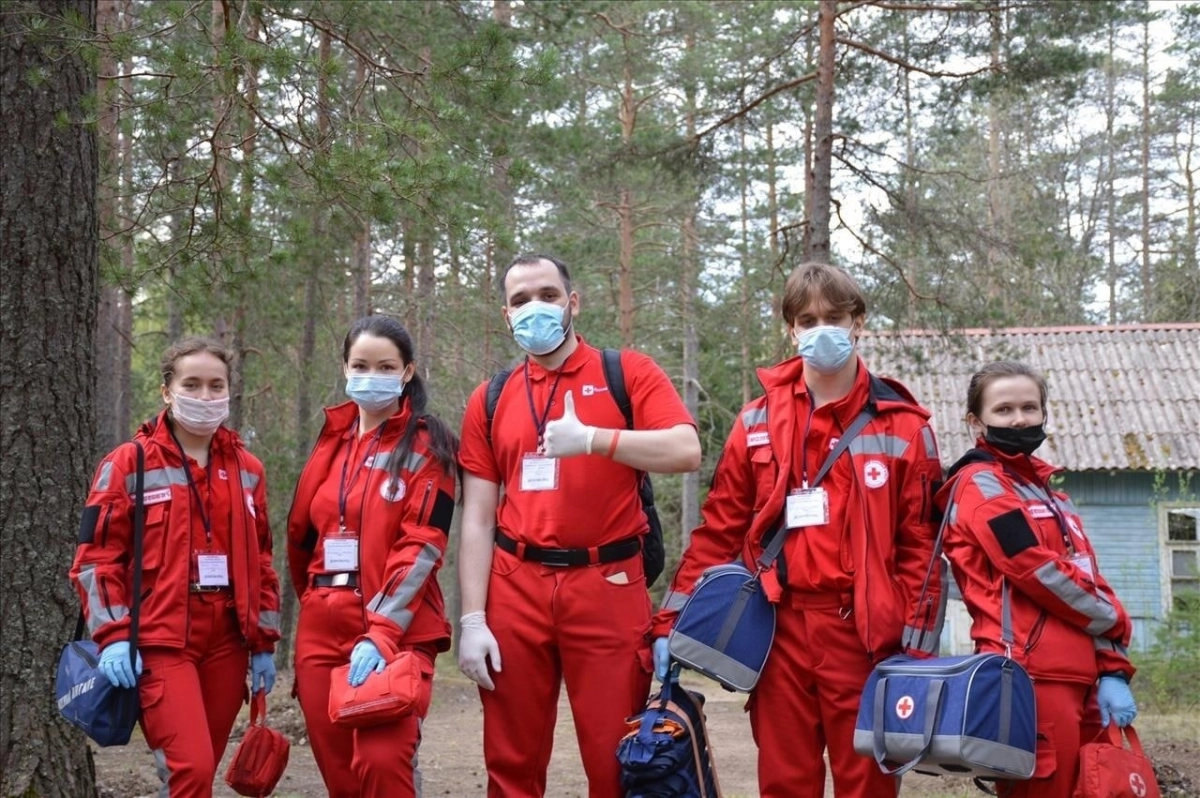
[170,392,230,435]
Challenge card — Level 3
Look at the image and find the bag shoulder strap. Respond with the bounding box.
[484,368,514,446]
[755,404,877,570]
[600,348,633,430]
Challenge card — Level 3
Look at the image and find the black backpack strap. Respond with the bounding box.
[600,348,634,430]
[485,368,515,446]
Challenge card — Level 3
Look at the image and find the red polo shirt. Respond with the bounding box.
[459,337,694,549]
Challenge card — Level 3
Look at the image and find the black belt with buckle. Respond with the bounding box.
[189,584,230,594]
[312,572,360,588]
[494,530,641,567]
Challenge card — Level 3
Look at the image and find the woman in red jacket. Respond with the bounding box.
[936,360,1139,798]
[71,337,281,798]
[287,315,457,798]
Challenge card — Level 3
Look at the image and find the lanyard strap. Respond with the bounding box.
[337,419,386,530]
[523,353,570,446]
[756,404,877,571]
[170,429,212,544]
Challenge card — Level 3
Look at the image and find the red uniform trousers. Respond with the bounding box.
[295,586,429,798]
[480,548,653,798]
[748,591,897,798]
[997,681,1092,798]
[137,592,249,798]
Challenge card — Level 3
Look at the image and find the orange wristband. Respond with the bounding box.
[605,429,621,458]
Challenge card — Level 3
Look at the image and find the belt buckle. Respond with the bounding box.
[331,572,353,587]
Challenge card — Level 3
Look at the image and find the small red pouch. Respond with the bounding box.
[328,650,433,729]
[1073,724,1161,798]
[224,691,290,797]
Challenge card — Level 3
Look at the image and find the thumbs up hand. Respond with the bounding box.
[542,390,595,458]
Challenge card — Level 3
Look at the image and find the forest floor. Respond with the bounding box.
[92,669,1200,797]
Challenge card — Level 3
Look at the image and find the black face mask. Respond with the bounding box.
[984,424,1047,456]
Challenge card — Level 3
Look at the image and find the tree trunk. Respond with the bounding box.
[0,1,100,794]
[806,0,836,263]
[680,30,700,551]
[1139,12,1152,319]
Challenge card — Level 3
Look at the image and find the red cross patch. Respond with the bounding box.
[864,459,888,489]
[1129,772,1147,797]
[895,695,915,720]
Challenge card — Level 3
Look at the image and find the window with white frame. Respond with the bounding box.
[1165,507,1199,611]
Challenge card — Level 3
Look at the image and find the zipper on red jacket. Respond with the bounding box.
[1023,609,1048,656]
[98,505,113,546]
[417,479,434,524]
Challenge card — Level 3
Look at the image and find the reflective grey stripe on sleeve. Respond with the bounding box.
[849,434,909,458]
[127,466,188,494]
[948,502,959,525]
[257,610,280,634]
[96,461,115,491]
[1034,561,1119,634]
[241,471,260,490]
[366,542,441,631]
[659,590,690,612]
[373,450,429,474]
[77,564,129,634]
[741,407,767,429]
[971,470,1005,499]
[921,426,937,459]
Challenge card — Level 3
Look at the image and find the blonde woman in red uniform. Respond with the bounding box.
[71,337,281,798]
[288,315,457,797]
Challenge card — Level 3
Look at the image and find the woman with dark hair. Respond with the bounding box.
[935,360,1138,798]
[287,315,458,797]
[71,337,281,798]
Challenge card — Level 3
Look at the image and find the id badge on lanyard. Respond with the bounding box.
[194,551,230,586]
[786,487,830,529]
[520,453,559,492]
[1067,551,1095,579]
[324,530,360,571]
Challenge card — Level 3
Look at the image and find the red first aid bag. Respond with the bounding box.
[1074,724,1160,798]
[328,650,433,729]
[224,691,290,797]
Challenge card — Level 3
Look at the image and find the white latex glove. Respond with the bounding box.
[458,611,502,691]
[541,391,595,458]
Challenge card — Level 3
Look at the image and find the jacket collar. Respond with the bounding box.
[755,355,930,421]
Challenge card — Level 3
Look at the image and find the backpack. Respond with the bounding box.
[485,347,667,587]
[616,673,722,797]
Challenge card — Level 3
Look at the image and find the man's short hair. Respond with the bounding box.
[499,254,571,302]
[780,262,867,326]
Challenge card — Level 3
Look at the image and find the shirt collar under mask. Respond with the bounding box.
[509,300,571,356]
[170,393,230,436]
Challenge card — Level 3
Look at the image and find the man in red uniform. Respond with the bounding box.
[457,254,701,797]
[652,262,944,798]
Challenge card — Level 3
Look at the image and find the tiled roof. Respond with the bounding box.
[859,324,1200,471]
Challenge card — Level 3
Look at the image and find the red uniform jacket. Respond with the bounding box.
[935,443,1135,684]
[287,402,453,656]
[71,411,281,653]
[653,357,944,661]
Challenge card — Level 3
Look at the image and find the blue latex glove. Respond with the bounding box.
[1097,675,1138,728]
[653,637,671,682]
[348,640,386,687]
[98,641,143,689]
[250,652,276,695]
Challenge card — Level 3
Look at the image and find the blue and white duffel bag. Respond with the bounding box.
[853,652,1036,780]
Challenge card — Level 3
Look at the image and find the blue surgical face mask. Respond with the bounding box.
[796,325,855,375]
[345,373,404,413]
[509,300,570,356]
